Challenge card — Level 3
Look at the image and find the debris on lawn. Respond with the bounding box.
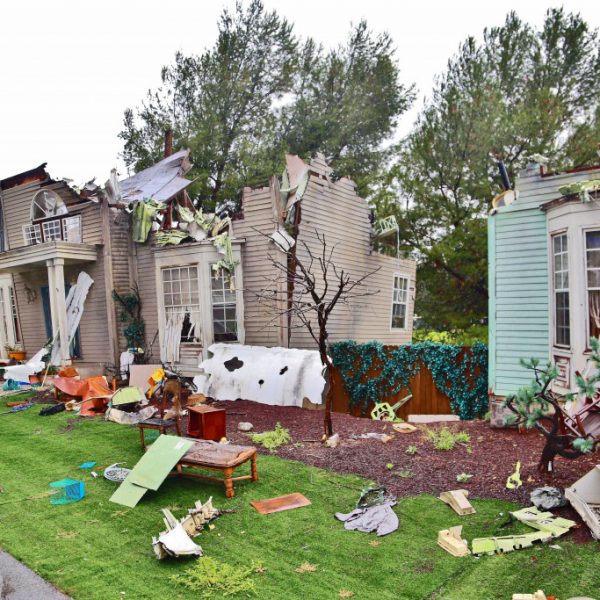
[512,591,548,600]
[335,486,398,536]
[565,464,600,540]
[39,403,66,416]
[437,526,470,557]
[0,402,33,415]
[153,498,221,559]
[249,422,291,451]
[530,486,567,510]
[439,489,476,516]
[408,414,460,424]
[103,463,131,483]
[105,405,156,425]
[506,461,522,489]
[471,506,576,556]
[392,422,417,434]
[251,493,311,514]
[110,435,194,508]
[371,393,412,421]
[339,590,354,598]
[351,432,393,443]
[79,462,96,469]
[237,421,253,432]
[324,433,340,448]
[49,479,85,505]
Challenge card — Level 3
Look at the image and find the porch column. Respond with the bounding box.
[45,260,59,338]
[52,258,70,364]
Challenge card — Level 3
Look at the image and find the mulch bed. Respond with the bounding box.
[204,400,598,543]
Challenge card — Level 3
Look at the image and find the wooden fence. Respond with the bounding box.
[330,345,484,419]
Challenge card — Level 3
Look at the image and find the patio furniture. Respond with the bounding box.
[139,378,182,450]
[174,439,258,498]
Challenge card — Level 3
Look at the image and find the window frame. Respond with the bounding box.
[209,266,238,343]
[551,232,571,348]
[161,265,202,344]
[390,273,410,331]
[584,228,600,347]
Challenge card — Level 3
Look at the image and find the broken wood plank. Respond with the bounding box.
[437,526,470,557]
[439,489,476,516]
[250,493,311,515]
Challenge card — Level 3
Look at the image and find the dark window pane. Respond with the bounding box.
[586,231,600,249]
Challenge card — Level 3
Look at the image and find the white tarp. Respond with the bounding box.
[193,343,325,407]
[51,271,94,365]
[3,347,49,382]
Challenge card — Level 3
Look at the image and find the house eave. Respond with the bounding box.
[0,242,98,272]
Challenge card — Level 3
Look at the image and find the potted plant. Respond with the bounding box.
[5,343,26,361]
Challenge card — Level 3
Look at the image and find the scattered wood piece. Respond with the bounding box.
[439,489,476,516]
[251,493,311,515]
[437,525,470,557]
[512,591,547,600]
[408,414,460,424]
[392,423,417,434]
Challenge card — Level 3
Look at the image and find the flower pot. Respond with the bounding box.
[29,375,41,384]
[8,351,26,361]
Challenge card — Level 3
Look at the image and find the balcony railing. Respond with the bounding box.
[22,214,82,246]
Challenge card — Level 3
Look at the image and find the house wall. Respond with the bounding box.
[489,163,600,398]
[232,157,416,350]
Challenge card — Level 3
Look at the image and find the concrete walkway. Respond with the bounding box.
[0,552,71,599]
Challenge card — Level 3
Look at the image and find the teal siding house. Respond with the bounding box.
[489,161,600,401]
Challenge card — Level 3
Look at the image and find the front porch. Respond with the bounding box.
[0,241,97,364]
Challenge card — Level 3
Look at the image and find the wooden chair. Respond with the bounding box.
[138,378,182,451]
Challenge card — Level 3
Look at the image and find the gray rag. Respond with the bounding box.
[335,501,398,536]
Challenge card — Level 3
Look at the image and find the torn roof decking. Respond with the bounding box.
[118,149,193,205]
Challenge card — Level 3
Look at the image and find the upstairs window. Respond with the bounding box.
[210,267,238,342]
[586,230,600,340]
[552,233,570,347]
[31,190,67,221]
[391,274,409,329]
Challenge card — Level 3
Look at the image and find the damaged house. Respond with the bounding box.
[0,151,415,376]
[488,160,600,400]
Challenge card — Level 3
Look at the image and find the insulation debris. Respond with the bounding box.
[3,347,49,383]
[194,343,325,407]
[558,179,600,203]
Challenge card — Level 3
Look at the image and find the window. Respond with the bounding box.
[31,190,67,220]
[42,219,62,241]
[0,285,22,346]
[552,234,570,346]
[586,230,600,340]
[210,267,237,342]
[23,224,41,246]
[391,274,409,329]
[62,216,82,242]
[162,266,201,343]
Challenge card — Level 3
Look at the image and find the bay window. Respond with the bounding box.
[210,267,238,342]
[586,230,600,340]
[552,233,570,346]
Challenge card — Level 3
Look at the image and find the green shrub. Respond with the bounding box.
[170,557,263,597]
[423,427,470,451]
[249,422,291,451]
[405,445,418,455]
[413,325,488,346]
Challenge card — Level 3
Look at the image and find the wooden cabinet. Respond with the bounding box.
[187,405,226,441]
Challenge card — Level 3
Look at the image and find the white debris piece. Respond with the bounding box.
[3,347,49,382]
[193,343,325,407]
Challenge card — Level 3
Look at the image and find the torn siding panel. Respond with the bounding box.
[231,186,282,347]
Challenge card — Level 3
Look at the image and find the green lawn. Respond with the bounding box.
[0,394,599,600]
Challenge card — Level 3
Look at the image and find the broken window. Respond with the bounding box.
[210,267,237,342]
[391,274,409,329]
[586,230,600,340]
[552,233,570,347]
[162,266,201,343]
[31,190,67,221]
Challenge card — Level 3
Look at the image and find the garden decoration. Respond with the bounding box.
[330,341,488,419]
[370,393,412,421]
[506,461,522,489]
[504,337,600,473]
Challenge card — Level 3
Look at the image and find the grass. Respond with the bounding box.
[422,427,471,451]
[0,393,599,599]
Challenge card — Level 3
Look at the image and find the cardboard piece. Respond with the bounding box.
[439,489,476,516]
[437,526,470,557]
[565,464,600,540]
[251,493,311,514]
[512,591,547,600]
[110,434,194,507]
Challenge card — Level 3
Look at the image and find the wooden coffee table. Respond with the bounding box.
[173,438,258,498]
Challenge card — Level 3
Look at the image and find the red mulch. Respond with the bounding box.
[197,400,598,543]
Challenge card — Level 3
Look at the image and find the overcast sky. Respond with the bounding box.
[1,0,598,184]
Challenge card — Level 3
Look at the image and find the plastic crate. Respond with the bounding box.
[49,478,85,505]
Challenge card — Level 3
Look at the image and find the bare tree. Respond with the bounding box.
[255,230,380,437]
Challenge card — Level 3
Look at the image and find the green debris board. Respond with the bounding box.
[109,435,194,507]
[111,386,145,406]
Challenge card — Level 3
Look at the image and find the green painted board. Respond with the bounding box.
[109,479,148,508]
[127,434,193,491]
[111,386,145,406]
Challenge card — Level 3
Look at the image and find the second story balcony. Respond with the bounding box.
[22,214,82,246]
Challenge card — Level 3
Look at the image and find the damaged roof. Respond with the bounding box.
[118,149,192,205]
